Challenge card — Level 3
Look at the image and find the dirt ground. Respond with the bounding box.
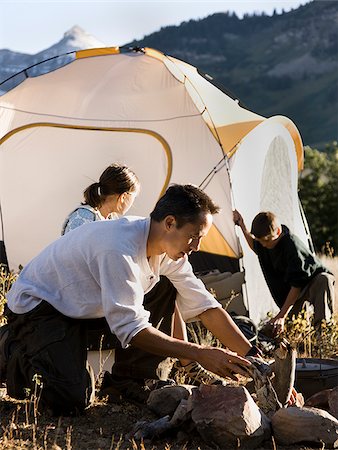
[0,387,324,450]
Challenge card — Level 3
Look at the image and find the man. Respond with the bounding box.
[3,185,254,416]
[233,210,335,335]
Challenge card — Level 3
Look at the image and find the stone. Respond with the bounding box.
[271,406,338,447]
[147,384,196,417]
[328,386,338,419]
[305,386,338,419]
[131,416,172,440]
[131,395,194,440]
[305,388,331,409]
[244,357,281,416]
[272,344,297,406]
[191,385,271,449]
[170,398,192,426]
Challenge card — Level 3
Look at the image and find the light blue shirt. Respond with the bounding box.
[62,205,99,235]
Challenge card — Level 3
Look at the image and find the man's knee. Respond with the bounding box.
[41,376,92,416]
[7,357,92,416]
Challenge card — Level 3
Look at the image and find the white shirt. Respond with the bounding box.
[7,217,220,348]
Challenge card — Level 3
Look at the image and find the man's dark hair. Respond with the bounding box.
[251,211,279,238]
[150,184,220,228]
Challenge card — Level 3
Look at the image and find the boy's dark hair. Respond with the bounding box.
[251,211,279,238]
[150,184,220,228]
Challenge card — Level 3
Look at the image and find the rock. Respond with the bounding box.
[191,385,271,449]
[272,406,338,447]
[305,388,331,409]
[147,384,196,417]
[272,343,297,406]
[244,357,281,416]
[305,386,338,419]
[131,397,194,441]
[170,398,192,426]
[329,386,338,419]
[131,416,172,440]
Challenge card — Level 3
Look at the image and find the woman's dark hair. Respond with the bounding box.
[83,164,139,208]
[150,184,220,228]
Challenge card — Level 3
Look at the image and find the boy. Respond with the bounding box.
[234,210,335,335]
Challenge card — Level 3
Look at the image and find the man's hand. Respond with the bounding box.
[196,346,251,380]
[131,325,251,380]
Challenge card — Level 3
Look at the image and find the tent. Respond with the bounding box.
[0,47,310,324]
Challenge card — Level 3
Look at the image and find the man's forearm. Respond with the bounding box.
[130,326,201,361]
[199,307,252,356]
[130,324,251,379]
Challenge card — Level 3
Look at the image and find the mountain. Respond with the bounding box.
[129,0,338,147]
[32,25,105,59]
[0,26,105,93]
[1,3,337,147]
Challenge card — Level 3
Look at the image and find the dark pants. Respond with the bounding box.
[6,301,92,416]
[5,276,177,414]
[289,272,335,324]
[112,276,177,380]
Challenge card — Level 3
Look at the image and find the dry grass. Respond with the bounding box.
[319,254,338,314]
[284,309,338,358]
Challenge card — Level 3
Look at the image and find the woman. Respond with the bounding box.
[62,163,140,235]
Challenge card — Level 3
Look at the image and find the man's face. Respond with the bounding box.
[164,212,213,261]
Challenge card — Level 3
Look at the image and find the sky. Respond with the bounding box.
[1,0,312,54]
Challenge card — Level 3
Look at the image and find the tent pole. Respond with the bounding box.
[197,131,251,319]
[223,155,251,319]
[298,195,315,253]
[0,200,8,271]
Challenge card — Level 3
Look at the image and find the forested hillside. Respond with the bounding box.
[130,1,338,147]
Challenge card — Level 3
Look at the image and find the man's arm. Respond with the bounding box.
[131,325,251,379]
[233,210,255,251]
[199,307,252,356]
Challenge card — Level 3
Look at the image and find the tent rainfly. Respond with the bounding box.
[0,47,310,324]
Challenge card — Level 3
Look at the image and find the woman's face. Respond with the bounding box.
[119,190,138,215]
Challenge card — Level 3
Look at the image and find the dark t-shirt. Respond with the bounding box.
[253,225,330,308]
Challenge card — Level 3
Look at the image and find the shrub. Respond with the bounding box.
[0,266,17,324]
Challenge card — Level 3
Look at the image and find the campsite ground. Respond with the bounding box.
[0,256,336,449]
[0,388,323,450]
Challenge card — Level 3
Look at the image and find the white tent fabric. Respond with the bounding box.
[230,120,309,321]
[0,47,309,323]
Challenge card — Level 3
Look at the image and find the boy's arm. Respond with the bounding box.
[233,210,255,251]
[269,286,301,333]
